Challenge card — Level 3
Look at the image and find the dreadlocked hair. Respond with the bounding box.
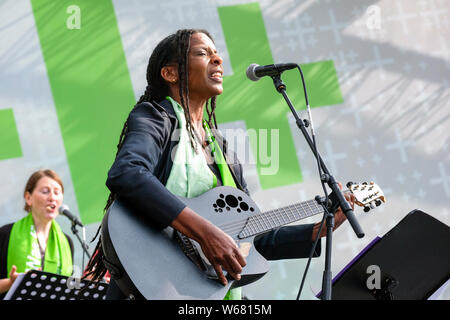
[83,29,219,284]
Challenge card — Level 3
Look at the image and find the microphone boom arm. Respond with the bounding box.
[70,221,92,260]
[270,73,364,238]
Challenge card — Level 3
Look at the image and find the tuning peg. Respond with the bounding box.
[375,199,383,206]
[346,181,354,188]
[362,181,368,185]
[364,206,371,213]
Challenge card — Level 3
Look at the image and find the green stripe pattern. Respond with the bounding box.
[0,108,22,160]
[31,0,135,224]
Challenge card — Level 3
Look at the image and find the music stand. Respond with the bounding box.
[3,270,108,300]
[329,209,450,300]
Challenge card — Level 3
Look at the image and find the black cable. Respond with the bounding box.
[296,211,326,299]
[293,64,331,300]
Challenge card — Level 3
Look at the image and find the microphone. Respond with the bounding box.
[246,63,297,81]
[58,204,84,227]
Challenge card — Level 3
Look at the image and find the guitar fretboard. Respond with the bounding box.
[237,199,324,239]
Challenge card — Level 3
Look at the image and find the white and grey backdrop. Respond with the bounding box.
[0,0,449,299]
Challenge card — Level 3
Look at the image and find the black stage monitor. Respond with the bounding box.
[331,210,450,300]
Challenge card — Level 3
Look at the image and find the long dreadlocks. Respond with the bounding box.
[83,29,219,283]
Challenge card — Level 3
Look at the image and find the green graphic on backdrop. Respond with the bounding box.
[217,3,343,189]
[31,0,135,224]
[0,108,22,160]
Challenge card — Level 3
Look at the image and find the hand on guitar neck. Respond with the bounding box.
[171,206,247,286]
[311,182,356,241]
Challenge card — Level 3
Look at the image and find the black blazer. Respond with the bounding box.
[105,99,321,261]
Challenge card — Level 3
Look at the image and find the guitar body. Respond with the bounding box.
[103,186,270,300]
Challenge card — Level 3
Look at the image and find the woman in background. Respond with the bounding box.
[0,169,74,297]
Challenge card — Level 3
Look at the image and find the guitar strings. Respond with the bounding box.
[225,200,321,234]
[216,203,304,234]
[217,188,371,237]
[218,199,324,237]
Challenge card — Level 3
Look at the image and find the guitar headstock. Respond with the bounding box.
[347,181,386,212]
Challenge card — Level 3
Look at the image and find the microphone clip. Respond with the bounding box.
[271,74,286,93]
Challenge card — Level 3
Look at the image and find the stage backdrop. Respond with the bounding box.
[1,0,449,299]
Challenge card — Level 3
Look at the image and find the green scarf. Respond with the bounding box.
[7,213,73,277]
[165,97,241,300]
[165,97,217,197]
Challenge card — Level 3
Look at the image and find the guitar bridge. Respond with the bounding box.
[173,231,218,280]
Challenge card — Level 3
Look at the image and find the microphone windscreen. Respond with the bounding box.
[246,63,260,81]
[58,204,69,214]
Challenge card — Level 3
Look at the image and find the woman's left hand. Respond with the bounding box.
[311,182,356,241]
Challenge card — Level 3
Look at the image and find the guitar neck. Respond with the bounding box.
[237,199,324,239]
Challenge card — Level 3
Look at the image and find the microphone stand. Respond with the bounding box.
[270,73,365,300]
[69,221,92,270]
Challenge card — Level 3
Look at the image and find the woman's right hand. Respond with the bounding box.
[9,265,19,286]
[0,265,19,294]
[197,223,247,286]
[171,207,247,286]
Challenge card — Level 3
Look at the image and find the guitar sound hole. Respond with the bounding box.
[214,194,252,214]
[225,195,238,207]
[216,199,226,208]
